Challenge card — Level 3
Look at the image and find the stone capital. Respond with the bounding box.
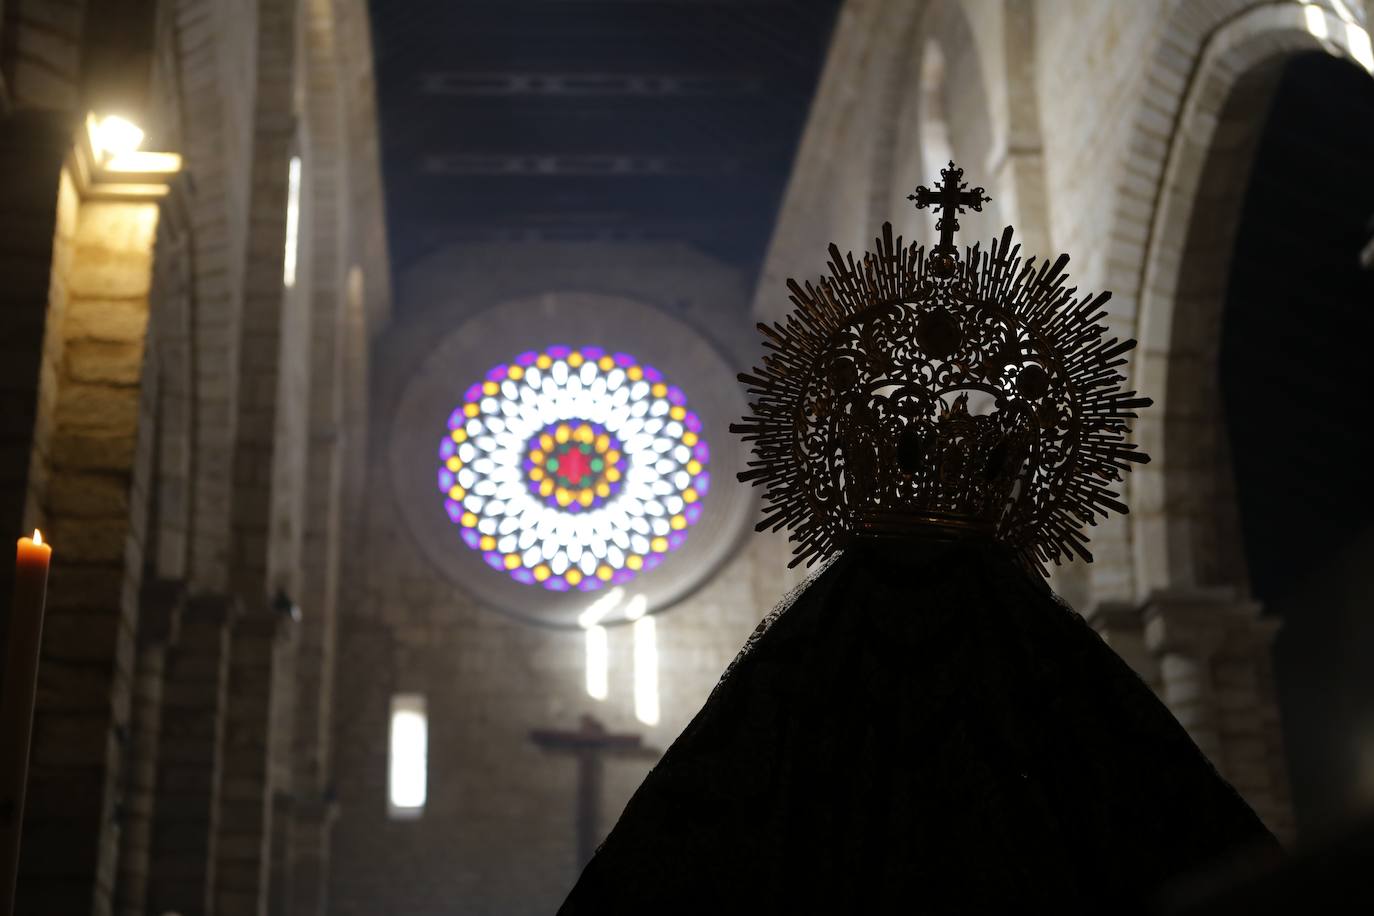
[1083,598,1142,634]
[1141,587,1266,658]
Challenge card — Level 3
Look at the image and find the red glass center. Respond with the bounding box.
[556,447,594,485]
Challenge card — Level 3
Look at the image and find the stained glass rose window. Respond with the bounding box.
[438,345,711,592]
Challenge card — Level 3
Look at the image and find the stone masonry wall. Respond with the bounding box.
[1,1,389,914]
[328,242,792,915]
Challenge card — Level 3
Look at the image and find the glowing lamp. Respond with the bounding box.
[92,115,145,159]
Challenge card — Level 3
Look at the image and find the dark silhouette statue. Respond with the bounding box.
[560,164,1280,913]
[559,537,1280,914]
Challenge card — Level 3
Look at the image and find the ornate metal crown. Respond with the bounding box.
[732,162,1151,574]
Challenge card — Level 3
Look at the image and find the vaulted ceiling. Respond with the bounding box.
[367,0,841,286]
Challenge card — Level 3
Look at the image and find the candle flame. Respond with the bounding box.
[32,529,42,546]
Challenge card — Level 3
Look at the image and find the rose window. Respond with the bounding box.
[437,345,711,593]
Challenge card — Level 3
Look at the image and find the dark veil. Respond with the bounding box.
[559,536,1279,914]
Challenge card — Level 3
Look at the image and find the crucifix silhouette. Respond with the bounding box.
[530,714,660,869]
[908,159,990,257]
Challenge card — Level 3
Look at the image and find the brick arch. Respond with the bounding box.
[1122,3,1373,598]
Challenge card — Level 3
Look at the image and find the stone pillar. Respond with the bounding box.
[148,595,235,916]
[267,791,294,915]
[0,4,7,112]
[1142,588,1292,843]
[287,796,336,916]
[214,610,293,916]
[113,578,183,916]
[16,145,176,915]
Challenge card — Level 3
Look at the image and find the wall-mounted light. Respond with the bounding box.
[79,113,182,196]
[91,114,145,159]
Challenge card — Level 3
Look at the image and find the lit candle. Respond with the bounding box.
[1,530,52,914]
[13,530,50,619]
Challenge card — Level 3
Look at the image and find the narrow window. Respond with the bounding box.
[388,693,427,818]
[282,155,302,287]
[584,624,609,700]
[632,611,660,726]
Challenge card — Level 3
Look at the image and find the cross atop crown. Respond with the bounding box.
[908,160,990,257]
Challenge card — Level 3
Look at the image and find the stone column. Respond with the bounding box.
[1142,588,1292,843]
[147,595,236,916]
[0,5,6,112]
[15,144,177,915]
[113,578,183,916]
[287,796,336,916]
[214,610,294,916]
[267,790,294,915]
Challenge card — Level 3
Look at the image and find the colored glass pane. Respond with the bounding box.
[437,346,712,592]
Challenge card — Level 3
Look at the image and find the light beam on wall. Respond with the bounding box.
[1329,0,1359,25]
[283,156,302,287]
[1305,3,1330,40]
[388,693,427,818]
[585,625,609,700]
[580,587,622,699]
[577,587,624,629]
[633,613,659,726]
[1347,22,1374,72]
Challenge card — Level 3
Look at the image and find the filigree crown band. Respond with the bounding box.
[732,162,1151,575]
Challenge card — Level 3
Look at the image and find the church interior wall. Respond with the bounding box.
[0,0,1370,912]
[0,1,388,912]
[326,240,789,915]
[756,0,1018,320]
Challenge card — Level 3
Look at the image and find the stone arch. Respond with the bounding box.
[752,0,926,307]
[1124,3,1374,599]
[912,43,954,244]
[386,287,753,629]
[868,0,1001,241]
[757,0,1024,325]
[995,0,1051,256]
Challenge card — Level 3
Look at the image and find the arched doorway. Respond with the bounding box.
[1218,51,1374,840]
[1121,3,1374,845]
